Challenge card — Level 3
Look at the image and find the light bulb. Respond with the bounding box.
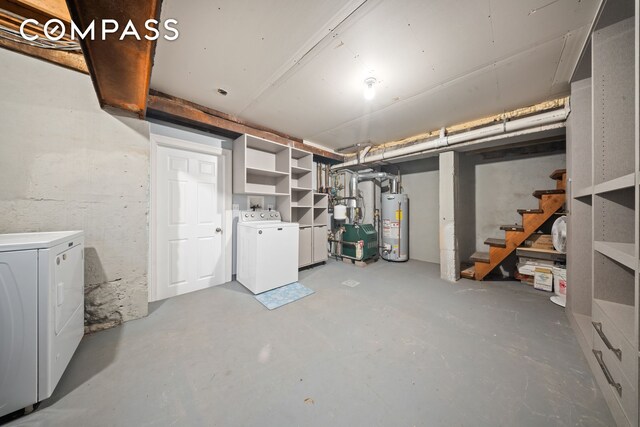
[364,77,376,100]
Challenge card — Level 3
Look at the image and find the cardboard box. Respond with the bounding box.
[514,271,534,286]
[534,267,553,291]
[517,257,555,276]
[525,234,555,251]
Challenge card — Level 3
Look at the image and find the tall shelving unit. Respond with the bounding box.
[567,10,639,427]
[233,134,290,195]
[279,148,328,268]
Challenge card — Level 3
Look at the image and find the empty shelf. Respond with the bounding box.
[246,167,289,178]
[594,241,637,270]
[593,173,635,195]
[291,166,312,174]
[573,186,593,199]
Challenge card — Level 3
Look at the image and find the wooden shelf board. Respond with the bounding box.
[593,299,636,346]
[291,187,313,192]
[246,167,289,178]
[594,241,637,270]
[593,173,635,195]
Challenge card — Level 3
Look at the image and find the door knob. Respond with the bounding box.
[216,228,222,233]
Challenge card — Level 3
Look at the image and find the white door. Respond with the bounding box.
[156,146,225,300]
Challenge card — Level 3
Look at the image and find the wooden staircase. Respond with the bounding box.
[461,169,566,281]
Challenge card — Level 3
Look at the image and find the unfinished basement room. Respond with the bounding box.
[1,0,639,425]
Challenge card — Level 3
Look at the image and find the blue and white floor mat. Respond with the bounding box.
[255,282,314,310]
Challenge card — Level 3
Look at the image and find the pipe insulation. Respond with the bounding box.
[333,108,568,169]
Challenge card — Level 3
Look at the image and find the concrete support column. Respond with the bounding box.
[439,151,460,282]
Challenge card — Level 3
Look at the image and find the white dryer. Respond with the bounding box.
[237,211,299,294]
[0,231,84,417]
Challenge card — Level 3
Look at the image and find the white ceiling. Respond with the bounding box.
[151,0,600,150]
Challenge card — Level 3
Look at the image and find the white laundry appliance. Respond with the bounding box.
[0,231,84,417]
[236,211,299,294]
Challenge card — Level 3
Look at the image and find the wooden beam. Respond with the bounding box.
[147,92,343,161]
[348,97,569,159]
[0,37,87,73]
[149,90,306,145]
[8,0,71,22]
[0,0,87,72]
[64,0,161,117]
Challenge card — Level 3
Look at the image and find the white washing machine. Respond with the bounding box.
[0,231,84,417]
[237,211,299,294]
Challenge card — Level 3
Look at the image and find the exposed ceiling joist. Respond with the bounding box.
[349,97,568,158]
[147,92,343,161]
[64,0,161,117]
[0,0,86,72]
[0,37,86,72]
[9,0,71,22]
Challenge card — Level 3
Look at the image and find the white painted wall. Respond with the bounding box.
[0,49,151,332]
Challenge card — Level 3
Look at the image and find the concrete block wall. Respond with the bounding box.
[0,49,151,332]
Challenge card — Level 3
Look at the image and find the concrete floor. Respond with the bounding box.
[5,260,613,426]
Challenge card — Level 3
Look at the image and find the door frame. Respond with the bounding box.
[149,133,233,302]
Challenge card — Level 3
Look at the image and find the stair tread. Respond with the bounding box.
[500,224,525,231]
[473,169,566,281]
[533,189,565,199]
[461,265,476,279]
[484,238,507,248]
[549,169,567,180]
[471,251,490,263]
[517,208,544,215]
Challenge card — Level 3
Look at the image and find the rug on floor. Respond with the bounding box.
[255,282,314,310]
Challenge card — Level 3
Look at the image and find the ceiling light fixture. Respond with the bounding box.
[363,77,377,101]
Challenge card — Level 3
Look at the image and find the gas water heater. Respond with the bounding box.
[381,193,409,262]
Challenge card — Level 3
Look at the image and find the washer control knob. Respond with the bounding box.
[260,213,265,218]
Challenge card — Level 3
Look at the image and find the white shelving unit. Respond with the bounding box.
[567,10,639,427]
[277,148,328,268]
[233,134,290,195]
[233,136,329,269]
